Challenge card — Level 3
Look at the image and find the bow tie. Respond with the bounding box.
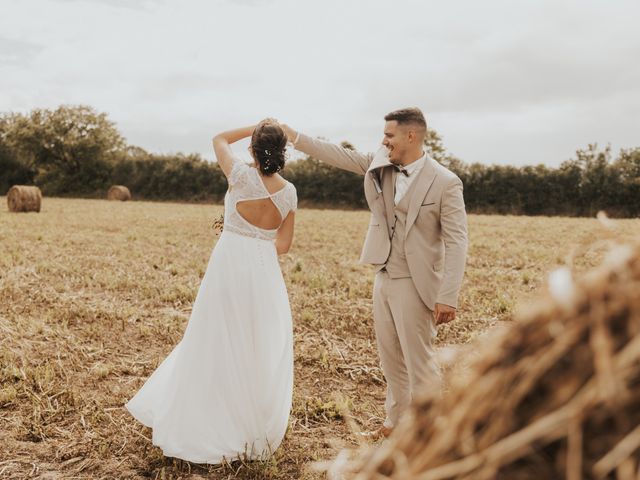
[393,165,410,177]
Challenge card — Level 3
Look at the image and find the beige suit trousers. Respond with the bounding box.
[374,271,441,428]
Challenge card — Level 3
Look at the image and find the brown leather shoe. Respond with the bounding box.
[357,425,393,440]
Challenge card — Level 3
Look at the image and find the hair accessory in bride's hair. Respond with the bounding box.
[251,121,286,175]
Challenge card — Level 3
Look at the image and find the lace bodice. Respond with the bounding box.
[223,160,298,241]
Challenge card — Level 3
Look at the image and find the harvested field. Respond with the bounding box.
[1,197,639,479]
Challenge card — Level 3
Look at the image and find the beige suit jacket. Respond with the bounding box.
[294,133,468,310]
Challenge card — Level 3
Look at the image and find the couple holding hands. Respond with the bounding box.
[125,107,468,464]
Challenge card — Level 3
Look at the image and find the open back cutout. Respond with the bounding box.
[236,198,283,230]
[232,168,289,230]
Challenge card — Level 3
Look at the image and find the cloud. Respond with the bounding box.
[133,73,258,101]
[52,0,166,11]
[1,0,639,166]
[0,36,43,66]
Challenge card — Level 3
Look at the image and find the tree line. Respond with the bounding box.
[1,105,638,217]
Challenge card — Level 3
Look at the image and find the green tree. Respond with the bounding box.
[614,147,640,215]
[615,147,640,181]
[0,115,36,192]
[423,128,446,162]
[111,152,227,202]
[560,144,622,216]
[423,128,467,176]
[3,105,125,194]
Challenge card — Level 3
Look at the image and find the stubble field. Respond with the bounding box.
[1,197,639,479]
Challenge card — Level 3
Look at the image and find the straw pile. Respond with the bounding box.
[6,185,42,212]
[347,241,640,480]
[107,185,131,201]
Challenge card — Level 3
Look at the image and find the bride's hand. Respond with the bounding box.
[280,123,297,142]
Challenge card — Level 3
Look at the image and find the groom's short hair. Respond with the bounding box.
[384,107,427,130]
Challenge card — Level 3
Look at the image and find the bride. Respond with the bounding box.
[125,119,298,463]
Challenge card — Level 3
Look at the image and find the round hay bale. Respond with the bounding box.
[7,185,42,213]
[343,241,640,480]
[107,185,131,201]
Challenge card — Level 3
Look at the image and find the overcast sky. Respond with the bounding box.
[1,0,639,167]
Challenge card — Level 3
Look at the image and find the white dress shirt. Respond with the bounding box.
[394,152,426,205]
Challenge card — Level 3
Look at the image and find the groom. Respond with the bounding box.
[282,108,468,437]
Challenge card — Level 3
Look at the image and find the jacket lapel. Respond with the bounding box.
[365,147,395,231]
[367,146,393,172]
[383,168,396,238]
[364,171,386,223]
[405,156,437,237]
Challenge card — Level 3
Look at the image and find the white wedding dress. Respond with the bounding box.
[125,160,298,464]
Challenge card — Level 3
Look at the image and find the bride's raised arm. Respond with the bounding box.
[212,125,256,178]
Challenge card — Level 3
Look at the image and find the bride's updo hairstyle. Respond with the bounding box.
[250,120,287,176]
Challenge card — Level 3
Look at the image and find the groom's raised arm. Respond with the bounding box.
[282,125,373,176]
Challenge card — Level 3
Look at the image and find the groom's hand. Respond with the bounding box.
[434,303,456,325]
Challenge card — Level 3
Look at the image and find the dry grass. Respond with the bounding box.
[0,197,638,479]
[345,239,640,480]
